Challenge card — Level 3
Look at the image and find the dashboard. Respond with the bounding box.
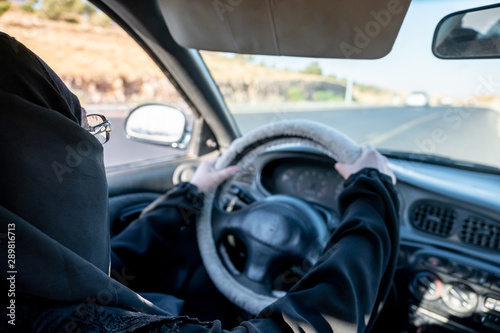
[219,145,500,333]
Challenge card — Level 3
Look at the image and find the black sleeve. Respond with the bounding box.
[110,182,205,297]
[176,168,398,333]
[225,168,400,333]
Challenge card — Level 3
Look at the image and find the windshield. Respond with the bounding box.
[200,0,500,171]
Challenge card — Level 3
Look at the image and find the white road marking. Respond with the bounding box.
[367,112,441,146]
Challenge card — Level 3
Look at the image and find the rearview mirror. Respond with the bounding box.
[125,104,190,148]
[433,4,500,59]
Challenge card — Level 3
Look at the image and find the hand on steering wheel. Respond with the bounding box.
[335,144,396,184]
[190,159,240,193]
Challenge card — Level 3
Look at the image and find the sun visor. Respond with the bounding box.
[158,0,411,59]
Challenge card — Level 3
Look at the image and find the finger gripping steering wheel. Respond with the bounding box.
[197,120,361,314]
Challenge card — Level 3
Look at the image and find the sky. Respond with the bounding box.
[235,0,500,97]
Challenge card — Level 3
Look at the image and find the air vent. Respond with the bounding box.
[410,203,456,237]
[460,216,500,251]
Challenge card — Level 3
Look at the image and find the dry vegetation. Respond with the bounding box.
[201,52,336,83]
[0,4,354,105]
[0,5,159,78]
[7,3,498,109]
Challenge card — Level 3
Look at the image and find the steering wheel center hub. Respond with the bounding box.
[214,195,328,288]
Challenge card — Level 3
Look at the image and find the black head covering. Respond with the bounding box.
[0,32,165,314]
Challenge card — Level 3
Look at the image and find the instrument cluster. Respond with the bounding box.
[259,157,344,210]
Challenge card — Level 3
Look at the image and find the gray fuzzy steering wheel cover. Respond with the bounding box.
[196,120,361,315]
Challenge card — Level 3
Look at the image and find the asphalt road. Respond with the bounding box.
[233,106,500,169]
[104,106,500,169]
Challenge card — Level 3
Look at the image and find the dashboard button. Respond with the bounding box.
[485,297,497,311]
[466,270,491,285]
[424,256,449,272]
[451,264,475,279]
[442,282,478,314]
[410,272,443,301]
[483,314,500,331]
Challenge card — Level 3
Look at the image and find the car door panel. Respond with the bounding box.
[107,156,199,235]
[109,192,161,237]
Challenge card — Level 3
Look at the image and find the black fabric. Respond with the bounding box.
[111,183,204,297]
[0,31,108,273]
[0,32,168,321]
[111,183,244,328]
[3,294,212,333]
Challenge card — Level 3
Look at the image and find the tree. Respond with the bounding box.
[301,61,323,76]
[287,87,305,101]
[234,54,254,62]
[89,12,112,27]
[0,1,11,17]
[40,0,75,20]
[20,0,37,13]
[73,0,96,15]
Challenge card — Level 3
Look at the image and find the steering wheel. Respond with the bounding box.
[197,120,361,314]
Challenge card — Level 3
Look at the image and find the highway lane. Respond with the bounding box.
[103,106,500,170]
[233,106,500,169]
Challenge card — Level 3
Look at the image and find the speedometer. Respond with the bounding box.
[295,169,329,199]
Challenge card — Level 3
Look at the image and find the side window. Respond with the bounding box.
[0,0,191,167]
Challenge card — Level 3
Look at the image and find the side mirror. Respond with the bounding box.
[124,103,190,148]
[432,4,500,59]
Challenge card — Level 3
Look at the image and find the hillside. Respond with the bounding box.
[0,7,154,78]
[0,4,394,105]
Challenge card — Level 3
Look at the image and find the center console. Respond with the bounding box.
[407,250,500,332]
